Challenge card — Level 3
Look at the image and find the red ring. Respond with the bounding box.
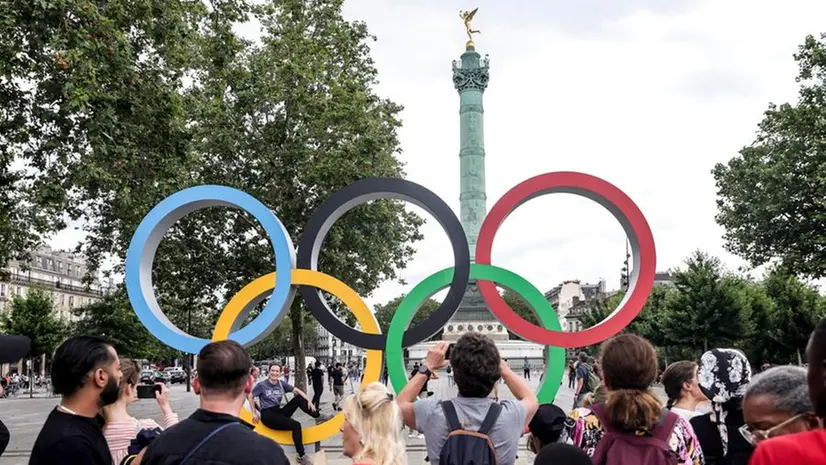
[475,172,656,348]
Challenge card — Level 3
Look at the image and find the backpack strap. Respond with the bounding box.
[179,422,239,465]
[478,402,503,435]
[652,410,679,442]
[440,401,463,432]
[589,404,616,433]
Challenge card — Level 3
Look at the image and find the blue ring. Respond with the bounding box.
[125,185,296,353]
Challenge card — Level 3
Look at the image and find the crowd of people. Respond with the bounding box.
[6,315,825,465]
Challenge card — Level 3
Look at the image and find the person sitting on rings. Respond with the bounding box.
[250,364,332,465]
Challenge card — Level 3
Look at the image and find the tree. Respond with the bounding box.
[0,288,69,396]
[1,0,422,393]
[713,33,826,278]
[663,251,748,357]
[373,295,441,339]
[186,0,422,390]
[761,268,824,364]
[73,291,164,360]
[503,289,540,339]
[737,279,778,367]
[579,287,670,358]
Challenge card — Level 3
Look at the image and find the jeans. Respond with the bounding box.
[573,391,589,409]
[260,396,319,456]
[568,376,575,389]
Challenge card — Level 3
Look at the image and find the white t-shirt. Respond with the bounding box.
[671,407,701,421]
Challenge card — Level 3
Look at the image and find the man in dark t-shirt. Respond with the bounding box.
[30,336,122,465]
[140,341,288,465]
[331,363,346,410]
[310,361,325,410]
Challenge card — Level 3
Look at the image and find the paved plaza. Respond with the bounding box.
[0,372,663,465]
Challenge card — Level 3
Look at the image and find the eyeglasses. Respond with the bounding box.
[739,413,808,445]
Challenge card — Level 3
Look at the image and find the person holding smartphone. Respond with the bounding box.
[102,360,179,464]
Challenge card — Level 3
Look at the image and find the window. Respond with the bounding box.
[60,294,65,305]
[57,261,63,273]
[67,264,72,275]
[49,259,54,270]
[41,257,48,269]
[69,296,74,307]
[0,284,5,297]
[15,287,22,296]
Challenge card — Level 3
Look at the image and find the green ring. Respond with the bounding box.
[386,264,565,404]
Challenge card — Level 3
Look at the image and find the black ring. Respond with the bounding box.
[297,177,470,350]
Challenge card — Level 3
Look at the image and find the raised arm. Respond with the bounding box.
[500,360,538,428]
[397,342,449,429]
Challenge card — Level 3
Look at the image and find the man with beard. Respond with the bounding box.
[30,336,122,465]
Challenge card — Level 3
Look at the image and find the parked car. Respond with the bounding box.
[164,367,186,384]
[154,370,169,384]
[139,369,155,384]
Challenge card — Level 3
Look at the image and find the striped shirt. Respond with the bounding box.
[103,412,178,464]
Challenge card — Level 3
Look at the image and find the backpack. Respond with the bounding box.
[438,401,502,465]
[590,404,680,465]
[586,365,601,392]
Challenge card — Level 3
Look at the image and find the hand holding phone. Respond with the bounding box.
[137,384,162,399]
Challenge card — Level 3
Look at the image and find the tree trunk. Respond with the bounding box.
[290,301,306,392]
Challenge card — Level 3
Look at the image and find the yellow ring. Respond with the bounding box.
[212,269,382,445]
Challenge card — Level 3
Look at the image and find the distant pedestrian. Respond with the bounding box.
[523,357,531,380]
[310,361,325,411]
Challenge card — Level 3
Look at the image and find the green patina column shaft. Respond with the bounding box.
[453,44,490,259]
[445,42,502,339]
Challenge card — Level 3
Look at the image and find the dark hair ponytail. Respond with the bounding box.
[661,361,697,410]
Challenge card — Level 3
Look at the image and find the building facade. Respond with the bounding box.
[545,279,608,333]
[0,246,104,320]
[311,322,366,365]
[1,246,104,374]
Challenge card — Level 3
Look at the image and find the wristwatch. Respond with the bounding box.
[418,365,432,378]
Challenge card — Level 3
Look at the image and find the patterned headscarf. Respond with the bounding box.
[697,348,752,455]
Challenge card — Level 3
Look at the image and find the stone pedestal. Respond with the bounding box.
[406,339,545,368]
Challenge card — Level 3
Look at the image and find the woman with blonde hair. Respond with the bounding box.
[102,360,178,464]
[340,382,406,465]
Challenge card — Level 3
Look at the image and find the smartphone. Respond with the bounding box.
[137,384,162,399]
[445,343,454,360]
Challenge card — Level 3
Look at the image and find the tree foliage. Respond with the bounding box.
[73,290,165,360]
[663,251,749,355]
[0,0,422,391]
[0,288,69,359]
[713,33,826,278]
[373,295,441,339]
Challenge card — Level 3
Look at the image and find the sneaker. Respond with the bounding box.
[297,454,312,465]
[315,412,334,424]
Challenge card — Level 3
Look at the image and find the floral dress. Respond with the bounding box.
[565,407,705,465]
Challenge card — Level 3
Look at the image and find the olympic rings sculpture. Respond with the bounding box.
[125,171,656,445]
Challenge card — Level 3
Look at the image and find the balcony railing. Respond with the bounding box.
[7,273,103,297]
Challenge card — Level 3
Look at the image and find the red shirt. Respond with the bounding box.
[749,429,826,465]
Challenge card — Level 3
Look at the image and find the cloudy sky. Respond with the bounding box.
[333,0,826,306]
[49,0,826,307]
